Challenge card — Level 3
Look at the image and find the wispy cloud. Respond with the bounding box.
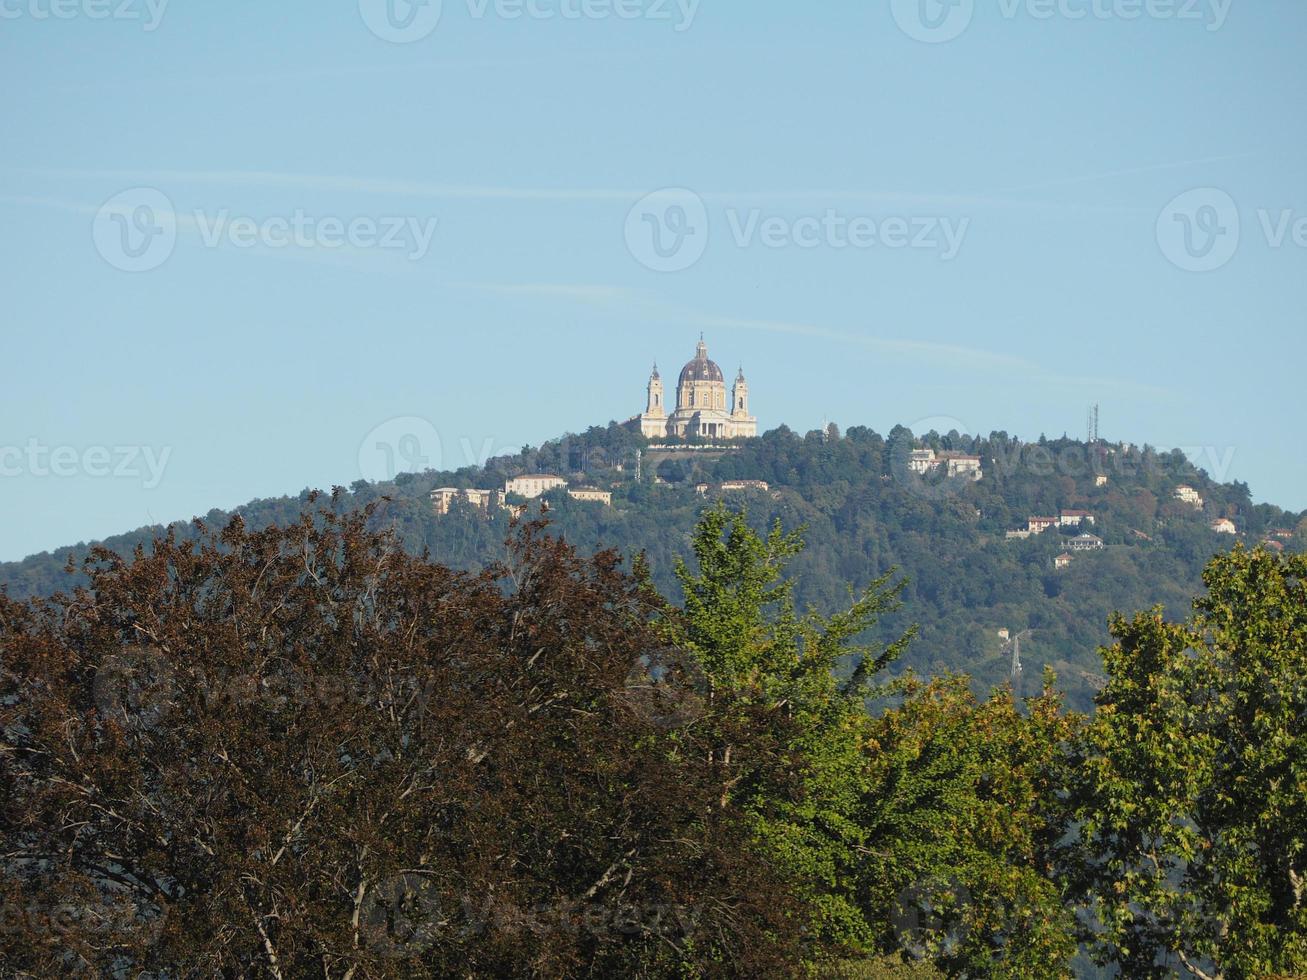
[990,151,1261,195]
[446,280,1175,397]
[7,169,644,202]
[450,281,643,304]
[6,168,1152,215]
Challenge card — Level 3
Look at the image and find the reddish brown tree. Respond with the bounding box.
[1,497,803,977]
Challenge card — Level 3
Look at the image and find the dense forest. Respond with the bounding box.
[3,421,1304,712]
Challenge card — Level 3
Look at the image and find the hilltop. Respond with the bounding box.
[3,421,1302,711]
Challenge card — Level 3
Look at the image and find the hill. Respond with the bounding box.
[3,421,1303,711]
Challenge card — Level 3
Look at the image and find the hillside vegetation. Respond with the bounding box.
[3,422,1303,711]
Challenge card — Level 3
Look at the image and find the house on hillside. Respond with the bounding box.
[939,452,984,481]
[1210,517,1237,535]
[1055,552,1074,570]
[1068,533,1105,552]
[1028,516,1058,535]
[431,487,499,516]
[908,448,937,474]
[906,448,983,481]
[567,487,612,506]
[1059,510,1095,527]
[504,474,568,499]
[1175,485,1204,509]
[720,480,770,492]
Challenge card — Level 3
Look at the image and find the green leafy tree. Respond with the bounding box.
[858,672,1082,978]
[668,505,913,957]
[1076,546,1307,978]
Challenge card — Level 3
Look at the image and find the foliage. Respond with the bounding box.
[859,672,1083,978]
[4,484,1306,978]
[1074,546,1307,979]
[0,501,806,977]
[668,505,913,954]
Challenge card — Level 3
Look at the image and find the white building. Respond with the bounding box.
[430,487,499,516]
[941,453,983,481]
[1175,485,1204,509]
[907,448,983,481]
[1068,533,1105,552]
[636,338,757,439]
[1059,510,1095,527]
[504,474,567,499]
[908,448,937,474]
[567,487,612,505]
[1210,518,1237,535]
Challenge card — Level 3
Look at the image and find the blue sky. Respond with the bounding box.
[1,0,1304,561]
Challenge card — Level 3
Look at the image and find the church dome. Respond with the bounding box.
[678,339,724,385]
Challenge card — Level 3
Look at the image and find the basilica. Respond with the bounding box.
[635,338,757,440]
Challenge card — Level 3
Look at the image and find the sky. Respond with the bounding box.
[1,0,1304,562]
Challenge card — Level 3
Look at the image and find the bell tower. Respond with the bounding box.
[638,363,669,438]
[732,366,749,418]
[646,363,665,417]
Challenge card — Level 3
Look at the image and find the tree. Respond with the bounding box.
[858,672,1082,978]
[1075,545,1307,978]
[0,500,805,977]
[668,505,913,958]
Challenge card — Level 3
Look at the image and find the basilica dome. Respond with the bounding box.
[678,339,724,385]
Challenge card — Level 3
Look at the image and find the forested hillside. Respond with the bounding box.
[4,421,1303,711]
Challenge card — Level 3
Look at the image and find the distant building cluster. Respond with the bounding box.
[1261,528,1293,552]
[694,480,772,496]
[908,447,983,481]
[1007,510,1104,565]
[1174,485,1204,509]
[1008,511,1099,540]
[431,475,612,517]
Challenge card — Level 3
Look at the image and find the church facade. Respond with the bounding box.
[636,338,757,439]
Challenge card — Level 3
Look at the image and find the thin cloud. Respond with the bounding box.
[450,282,643,304]
[7,168,1149,215]
[8,169,644,202]
[443,281,1173,397]
[990,151,1261,195]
